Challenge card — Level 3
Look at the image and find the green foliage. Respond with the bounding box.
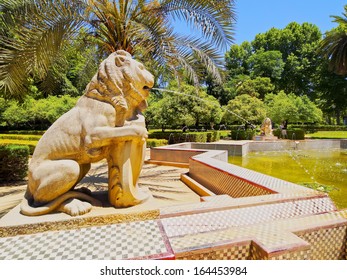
[291,125,347,132]
[231,76,275,99]
[223,94,267,124]
[0,95,77,130]
[0,144,29,181]
[146,139,168,148]
[0,134,41,141]
[0,0,236,99]
[148,131,215,144]
[225,42,253,77]
[314,57,347,125]
[305,131,347,139]
[0,130,45,135]
[207,131,221,142]
[146,83,223,130]
[183,132,208,143]
[264,91,322,125]
[319,5,347,75]
[224,20,347,126]
[248,50,285,80]
[230,129,257,140]
[225,22,323,96]
[272,128,305,140]
[0,133,42,154]
[0,0,86,100]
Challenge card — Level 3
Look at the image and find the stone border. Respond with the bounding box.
[149,141,336,208]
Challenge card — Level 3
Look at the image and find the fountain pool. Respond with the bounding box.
[229,149,347,209]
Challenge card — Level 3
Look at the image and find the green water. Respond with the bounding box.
[228,149,347,209]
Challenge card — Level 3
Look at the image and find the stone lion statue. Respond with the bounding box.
[20,50,154,216]
[260,117,273,136]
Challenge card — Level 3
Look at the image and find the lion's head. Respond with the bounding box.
[263,117,271,126]
[84,50,154,126]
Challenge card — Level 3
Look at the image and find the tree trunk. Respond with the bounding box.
[336,109,341,125]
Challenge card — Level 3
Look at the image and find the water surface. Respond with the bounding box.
[228,149,347,209]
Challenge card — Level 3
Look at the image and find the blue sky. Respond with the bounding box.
[234,0,346,44]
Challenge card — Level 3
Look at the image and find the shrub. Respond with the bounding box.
[207,131,221,142]
[146,139,168,148]
[230,129,257,140]
[0,130,45,135]
[0,144,29,181]
[0,134,42,141]
[0,96,77,130]
[290,125,347,133]
[273,128,305,140]
[148,131,211,143]
[186,132,207,143]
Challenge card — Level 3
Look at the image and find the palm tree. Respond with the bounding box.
[0,0,236,100]
[319,5,347,75]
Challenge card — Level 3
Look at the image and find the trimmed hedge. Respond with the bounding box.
[146,139,168,148]
[0,134,42,141]
[0,139,37,155]
[0,130,45,135]
[207,131,221,142]
[290,125,347,133]
[148,131,223,144]
[0,144,29,181]
[230,129,257,140]
[273,128,305,140]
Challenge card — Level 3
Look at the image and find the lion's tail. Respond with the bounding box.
[20,191,102,216]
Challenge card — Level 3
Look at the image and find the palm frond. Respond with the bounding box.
[331,5,347,27]
[0,0,36,33]
[1,0,237,99]
[320,29,347,75]
[0,0,85,99]
[319,5,347,75]
[160,0,236,50]
[175,34,223,82]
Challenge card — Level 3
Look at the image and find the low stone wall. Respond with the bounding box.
[149,140,346,260]
[248,139,341,153]
[189,157,274,198]
[150,141,323,200]
[150,143,203,163]
[177,222,347,260]
[191,142,248,156]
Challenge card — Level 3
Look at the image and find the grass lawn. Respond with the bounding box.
[305,131,347,139]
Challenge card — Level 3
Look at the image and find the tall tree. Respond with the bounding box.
[252,22,322,95]
[147,82,222,129]
[0,0,236,100]
[319,5,347,75]
[314,59,347,125]
[223,94,267,125]
[225,22,322,97]
[264,91,322,124]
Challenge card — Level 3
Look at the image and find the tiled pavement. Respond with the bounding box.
[0,194,346,260]
[0,220,173,260]
[1,153,347,260]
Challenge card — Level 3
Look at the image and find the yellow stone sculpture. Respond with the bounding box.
[20,50,154,216]
[260,117,273,136]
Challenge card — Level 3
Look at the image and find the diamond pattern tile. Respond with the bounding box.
[297,226,347,260]
[0,220,170,260]
[161,197,335,238]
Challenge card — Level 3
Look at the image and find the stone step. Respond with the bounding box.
[168,209,347,260]
[0,197,344,260]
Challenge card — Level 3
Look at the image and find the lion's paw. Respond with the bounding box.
[58,198,93,216]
